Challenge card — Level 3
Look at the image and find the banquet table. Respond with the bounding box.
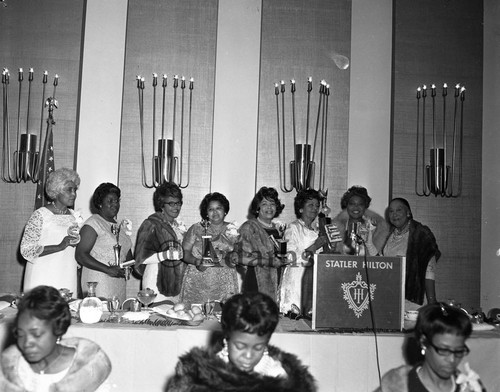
[0,307,499,392]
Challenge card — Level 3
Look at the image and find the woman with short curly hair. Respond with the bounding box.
[180,192,239,304]
[331,185,388,255]
[235,187,288,302]
[21,168,82,294]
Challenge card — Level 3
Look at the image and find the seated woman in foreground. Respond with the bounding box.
[0,285,111,391]
[377,302,486,392]
[166,292,317,392]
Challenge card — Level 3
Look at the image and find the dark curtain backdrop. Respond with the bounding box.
[0,0,83,293]
[119,0,218,231]
[392,0,483,307]
[258,0,351,224]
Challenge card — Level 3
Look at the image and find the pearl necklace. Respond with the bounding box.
[35,346,64,375]
[393,222,410,238]
[257,217,274,228]
[51,203,69,215]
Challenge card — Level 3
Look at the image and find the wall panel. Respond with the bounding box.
[119,0,218,234]
[257,0,351,223]
[392,0,483,308]
[0,0,83,292]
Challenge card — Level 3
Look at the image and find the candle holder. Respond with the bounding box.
[136,73,194,189]
[415,83,464,197]
[2,68,60,189]
[273,77,330,193]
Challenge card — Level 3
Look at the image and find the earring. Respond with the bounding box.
[263,347,269,357]
[56,336,61,344]
[221,339,229,357]
[421,347,426,356]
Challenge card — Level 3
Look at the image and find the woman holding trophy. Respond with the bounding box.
[134,182,187,303]
[75,183,131,302]
[180,192,239,305]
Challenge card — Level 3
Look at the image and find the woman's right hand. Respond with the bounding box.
[107,266,126,278]
[59,235,77,249]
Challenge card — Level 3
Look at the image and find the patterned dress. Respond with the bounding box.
[180,222,239,305]
[20,207,81,294]
[80,214,132,302]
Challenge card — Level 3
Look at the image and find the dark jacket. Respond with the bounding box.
[384,219,441,304]
[165,344,316,392]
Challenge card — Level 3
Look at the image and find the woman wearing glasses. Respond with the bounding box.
[135,182,187,303]
[377,303,486,392]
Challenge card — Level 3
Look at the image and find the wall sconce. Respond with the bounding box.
[415,83,464,197]
[2,67,58,184]
[274,77,330,194]
[136,73,193,189]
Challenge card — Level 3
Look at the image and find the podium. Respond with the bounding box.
[312,254,405,330]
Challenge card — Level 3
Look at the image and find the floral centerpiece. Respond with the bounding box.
[456,363,484,392]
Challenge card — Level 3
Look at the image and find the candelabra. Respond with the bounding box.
[415,83,464,197]
[2,67,58,184]
[136,73,193,188]
[274,77,330,194]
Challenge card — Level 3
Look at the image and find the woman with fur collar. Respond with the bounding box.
[165,292,316,392]
[331,186,389,255]
[0,286,111,392]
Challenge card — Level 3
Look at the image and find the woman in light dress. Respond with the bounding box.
[21,168,82,295]
[279,189,328,316]
[76,183,131,302]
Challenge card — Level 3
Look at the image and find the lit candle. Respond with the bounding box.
[29,68,34,81]
[431,84,436,97]
[307,76,312,92]
[416,86,421,99]
[280,80,285,93]
[455,84,460,97]
[43,70,48,84]
[140,77,145,89]
[189,77,194,90]
[442,83,447,96]
[274,82,279,95]
[326,84,330,96]
[152,73,158,87]
[422,85,427,98]
[173,75,178,88]
[162,74,168,87]
[136,75,141,89]
[181,76,185,89]
[460,86,466,101]
[290,79,296,93]
[320,79,326,93]
[18,68,23,81]
[4,69,9,83]
[53,74,58,86]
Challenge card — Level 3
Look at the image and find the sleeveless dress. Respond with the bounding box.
[80,214,132,302]
[21,207,81,294]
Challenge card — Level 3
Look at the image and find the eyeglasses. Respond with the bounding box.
[427,341,470,358]
[164,201,183,207]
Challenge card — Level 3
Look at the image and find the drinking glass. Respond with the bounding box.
[137,290,157,311]
[107,295,121,322]
[203,299,215,319]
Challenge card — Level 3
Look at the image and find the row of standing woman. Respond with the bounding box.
[20,168,441,316]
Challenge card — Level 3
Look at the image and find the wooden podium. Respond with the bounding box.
[312,254,405,330]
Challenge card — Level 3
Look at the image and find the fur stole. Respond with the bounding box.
[0,337,111,392]
[165,345,316,392]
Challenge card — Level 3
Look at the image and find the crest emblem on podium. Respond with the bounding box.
[341,272,376,318]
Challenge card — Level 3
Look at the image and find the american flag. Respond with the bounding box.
[34,126,55,210]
